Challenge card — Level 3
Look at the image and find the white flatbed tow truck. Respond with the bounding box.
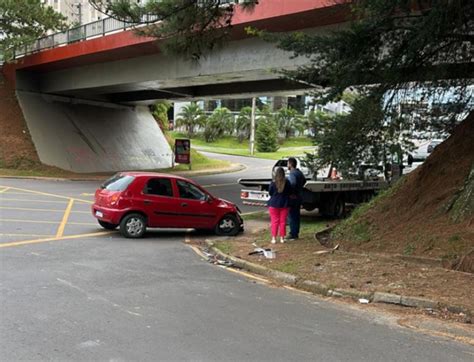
[239,177,387,218]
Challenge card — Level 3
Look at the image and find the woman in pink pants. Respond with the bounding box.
[267,167,291,244]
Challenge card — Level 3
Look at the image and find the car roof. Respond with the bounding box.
[117,171,190,182]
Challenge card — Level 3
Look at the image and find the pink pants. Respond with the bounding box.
[269,207,289,238]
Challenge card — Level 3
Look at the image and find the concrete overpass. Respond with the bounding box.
[2,0,349,173]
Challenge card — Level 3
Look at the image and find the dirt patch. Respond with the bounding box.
[205,216,474,322]
[0,71,41,168]
[335,113,474,264]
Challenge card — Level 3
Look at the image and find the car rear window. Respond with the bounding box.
[101,174,135,191]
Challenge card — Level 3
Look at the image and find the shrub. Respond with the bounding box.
[256,116,279,152]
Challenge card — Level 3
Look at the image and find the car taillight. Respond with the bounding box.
[241,191,249,199]
[110,193,121,205]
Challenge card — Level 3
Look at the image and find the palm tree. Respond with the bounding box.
[275,107,305,139]
[176,103,206,138]
[235,106,252,143]
[204,107,233,142]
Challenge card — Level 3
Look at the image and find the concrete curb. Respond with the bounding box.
[0,163,246,182]
[204,239,472,318]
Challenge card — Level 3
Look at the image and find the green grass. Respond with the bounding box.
[160,149,229,172]
[403,243,416,255]
[254,216,328,244]
[170,132,314,160]
[276,261,300,274]
[333,177,407,243]
[241,211,269,221]
[215,241,234,255]
[0,149,229,178]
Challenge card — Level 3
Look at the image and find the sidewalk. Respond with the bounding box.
[0,162,245,181]
[201,216,474,328]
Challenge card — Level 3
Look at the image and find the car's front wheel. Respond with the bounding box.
[215,214,240,236]
[98,220,118,230]
[120,213,146,238]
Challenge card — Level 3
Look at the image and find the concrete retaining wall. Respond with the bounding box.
[17,91,173,173]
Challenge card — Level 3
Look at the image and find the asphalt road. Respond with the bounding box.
[1,155,473,361]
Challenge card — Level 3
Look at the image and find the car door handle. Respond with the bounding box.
[181,202,188,207]
[144,200,153,205]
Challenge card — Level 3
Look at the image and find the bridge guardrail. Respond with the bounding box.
[12,0,246,60]
[13,14,160,59]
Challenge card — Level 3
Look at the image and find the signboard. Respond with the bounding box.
[175,139,191,164]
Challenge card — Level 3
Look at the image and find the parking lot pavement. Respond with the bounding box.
[0,184,110,247]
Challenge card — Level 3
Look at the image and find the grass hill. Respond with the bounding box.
[335,112,474,272]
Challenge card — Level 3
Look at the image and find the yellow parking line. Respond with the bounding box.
[0,231,115,249]
[0,198,68,204]
[0,187,11,193]
[225,267,270,283]
[0,186,93,204]
[56,199,74,238]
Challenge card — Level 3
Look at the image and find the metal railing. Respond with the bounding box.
[12,0,247,59]
[13,14,160,59]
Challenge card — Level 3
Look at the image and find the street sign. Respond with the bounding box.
[175,139,191,164]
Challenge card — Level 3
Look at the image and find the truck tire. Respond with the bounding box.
[333,197,345,218]
[302,203,316,212]
[320,195,345,218]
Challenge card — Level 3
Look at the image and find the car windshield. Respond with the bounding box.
[274,160,288,168]
[101,174,135,191]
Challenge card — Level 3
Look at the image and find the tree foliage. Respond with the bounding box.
[0,0,67,61]
[256,114,279,153]
[176,102,206,138]
[203,107,233,142]
[270,0,474,173]
[151,100,172,131]
[89,0,257,60]
[274,107,305,139]
[235,106,252,143]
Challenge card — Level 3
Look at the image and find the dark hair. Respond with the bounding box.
[274,167,286,193]
[288,157,297,168]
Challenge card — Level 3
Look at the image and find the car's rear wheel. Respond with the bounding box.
[215,214,240,236]
[120,213,146,238]
[98,220,118,230]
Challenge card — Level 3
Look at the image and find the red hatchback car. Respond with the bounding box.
[92,172,243,238]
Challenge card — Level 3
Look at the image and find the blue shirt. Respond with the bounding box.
[288,168,306,204]
[267,180,291,208]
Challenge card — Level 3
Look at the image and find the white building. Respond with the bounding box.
[42,0,105,25]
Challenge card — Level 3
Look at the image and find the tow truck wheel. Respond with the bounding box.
[333,198,345,219]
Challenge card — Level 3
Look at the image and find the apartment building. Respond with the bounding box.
[42,0,105,25]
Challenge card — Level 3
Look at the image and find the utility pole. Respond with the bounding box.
[249,97,256,155]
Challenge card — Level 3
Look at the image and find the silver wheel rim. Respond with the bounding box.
[219,218,235,232]
[126,217,144,236]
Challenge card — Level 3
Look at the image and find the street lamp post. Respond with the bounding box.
[249,97,256,155]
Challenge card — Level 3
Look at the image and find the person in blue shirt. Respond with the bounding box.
[267,167,291,244]
[287,157,306,240]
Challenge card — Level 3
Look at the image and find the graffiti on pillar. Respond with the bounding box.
[66,146,96,163]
